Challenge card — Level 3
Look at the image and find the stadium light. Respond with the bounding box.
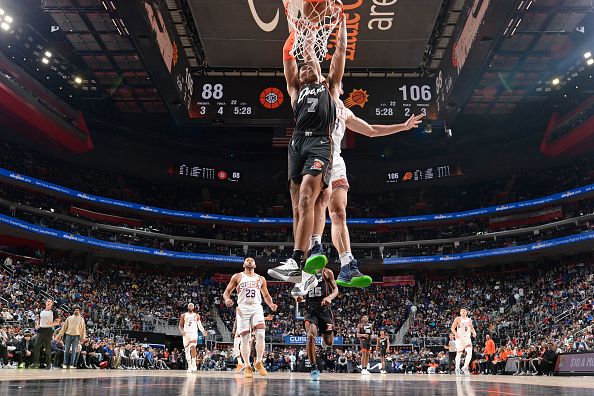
[585,52,592,59]
[588,59,594,66]
[552,78,560,85]
[0,22,8,31]
[74,76,82,84]
[4,15,12,23]
[0,9,4,16]
[44,51,52,58]
[41,57,49,64]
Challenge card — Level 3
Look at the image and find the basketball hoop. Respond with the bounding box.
[285,0,343,62]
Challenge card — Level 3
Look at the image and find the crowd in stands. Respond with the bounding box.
[1,139,594,219]
[0,249,591,374]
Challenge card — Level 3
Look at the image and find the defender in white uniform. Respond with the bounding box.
[451,308,477,375]
[294,94,423,294]
[178,303,207,372]
[223,257,277,378]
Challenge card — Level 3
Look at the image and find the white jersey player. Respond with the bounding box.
[178,303,207,373]
[451,308,477,375]
[297,94,423,294]
[223,257,277,378]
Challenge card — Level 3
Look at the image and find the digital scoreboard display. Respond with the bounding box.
[178,164,241,183]
[386,164,460,184]
[186,77,436,125]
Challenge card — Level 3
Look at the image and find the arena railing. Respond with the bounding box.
[2,166,594,226]
[2,196,593,250]
[1,210,594,265]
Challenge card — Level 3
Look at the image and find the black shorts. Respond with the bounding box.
[380,348,388,357]
[288,134,332,188]
[360,339,370,352]
[304,308,334,335]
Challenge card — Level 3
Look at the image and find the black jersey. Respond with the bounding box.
[294,82,336,137]
[379,337,388,350]
[359,323,373,337]
[305,271,330,310]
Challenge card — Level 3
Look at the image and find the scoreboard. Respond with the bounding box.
[184,77,437,125]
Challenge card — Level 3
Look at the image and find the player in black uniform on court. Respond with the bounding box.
[294,268,338,381]
[268,12,348,296]
[376,329,390,374]
[357,315,373,375]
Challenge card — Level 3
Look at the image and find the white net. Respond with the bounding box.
[285,0,343,63]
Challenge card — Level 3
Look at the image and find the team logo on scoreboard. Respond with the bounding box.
[217,170,228,181]
[260,87,284,109]
[343,89,369,109]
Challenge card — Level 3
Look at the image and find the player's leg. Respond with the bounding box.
[311,186,330,257]
[190,344,197,371]
[297,173,325,272]
[305,320,321,381]
[236,311,254,378]
[252,311,268,376]
[463,345,472,374]
[233,334,244,372]
[455,347,463,375]
[329,186,371,288]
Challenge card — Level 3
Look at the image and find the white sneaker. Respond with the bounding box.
[291,273,318,297]
[361,369,370,375]
[380,370,387,374]
[268,258,302,283]
[455,368,461,375]
[191,359,198,372]
[462,366,470,375]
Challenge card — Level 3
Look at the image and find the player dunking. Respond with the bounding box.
[357,315,373,375]
[294,267,338,381]
[268,13,348,294]
[310,92,423,288]
[451,308,477,375]
[178,303,207,373]
[376,329,390,374]
[223,257,277,378]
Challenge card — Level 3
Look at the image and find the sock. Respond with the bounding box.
[339,252,353,267]
[464,347,472,368]
[185,347,191,366]
[455,351,462,371]
[311,362,318,371]
[255,329,265,363]
[240,333,251,367]
[233,337,241,359]
[292,250,304,263]
[309,235,321,250]
[191,358,196,369]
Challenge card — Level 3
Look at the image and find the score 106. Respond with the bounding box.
[195,83,252,116]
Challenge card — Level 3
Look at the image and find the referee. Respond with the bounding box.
[30,299,61,369]
[445,333,457,374]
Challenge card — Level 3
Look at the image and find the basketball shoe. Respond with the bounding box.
[268,258,302,283]
[336,259,372,288]
[291,272,319,297]
[254,361,268,376]
[244,366,254,378]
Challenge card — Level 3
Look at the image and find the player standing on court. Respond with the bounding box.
[178,303,207,373]
[376,329,390,374]
[357,315,373,375]
[268,9,348,296]
[294,267,338,381]
[451,308,477,375]
[223,257,277,378]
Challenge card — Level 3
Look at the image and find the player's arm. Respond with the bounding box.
[196,314,207,337]
[260,277,278,312]
[223,274,240,307]
[321,269,339,307]
[346,113,424,138]
[356,324,365,339]
[178,314,185,335]
[283,30,299,102]
[327,16,347,96]
[451,318,460,338]
[469,321,477,338]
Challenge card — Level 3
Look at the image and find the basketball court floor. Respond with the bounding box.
[1,370,592,395]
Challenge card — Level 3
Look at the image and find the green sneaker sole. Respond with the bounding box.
[336,275,372,288]
[303,255,328,274]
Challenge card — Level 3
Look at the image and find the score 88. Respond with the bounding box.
[201,84,224,100]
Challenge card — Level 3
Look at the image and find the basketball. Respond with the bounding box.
[303,0,329,24]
